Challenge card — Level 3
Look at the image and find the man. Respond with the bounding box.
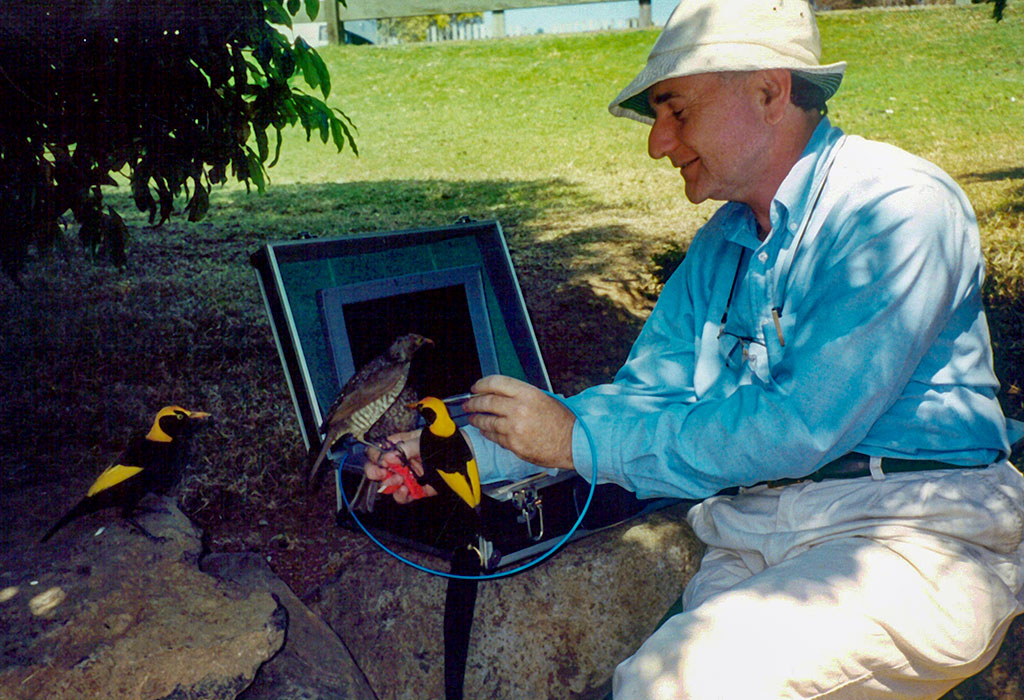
[368,0,1024,696]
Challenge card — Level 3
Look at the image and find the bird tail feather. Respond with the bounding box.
[40,499,90,543]
[308,439,333,489]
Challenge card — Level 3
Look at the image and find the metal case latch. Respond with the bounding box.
[513,486,544,541]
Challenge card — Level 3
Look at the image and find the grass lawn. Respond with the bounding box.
[3,3,1022,599]
[212,1,1023,416]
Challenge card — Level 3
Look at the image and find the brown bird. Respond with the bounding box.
[308,333,432,488]
[346,383,421,512]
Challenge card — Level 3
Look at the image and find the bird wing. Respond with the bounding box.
[87,464,144,497]
[420,427,482,510]
[322,363,409,430]
[365,384,420,442]
[438,457,482,509]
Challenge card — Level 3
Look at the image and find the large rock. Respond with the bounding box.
[0,495,285,700]
[201,552,377,700]
[309,502,704,700]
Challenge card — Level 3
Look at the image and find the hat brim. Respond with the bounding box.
[609,55,847,125]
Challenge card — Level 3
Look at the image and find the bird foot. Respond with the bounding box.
[374,438,411,467]
[126,517,167,543]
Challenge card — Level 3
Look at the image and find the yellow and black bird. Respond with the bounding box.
[414,396,488,700]
[308,333,432,487]
[414,396,482,512]
[40,405,210,542]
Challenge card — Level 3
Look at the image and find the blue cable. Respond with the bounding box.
[337,391,598,580]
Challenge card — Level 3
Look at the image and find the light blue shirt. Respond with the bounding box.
[467,118,1020,500]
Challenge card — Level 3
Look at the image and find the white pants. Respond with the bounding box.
[613,462,1024,699]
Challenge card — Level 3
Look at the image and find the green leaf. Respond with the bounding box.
[314,106,330,143]
[255,126,269,162]
[309,50,331,98]
[186,181,210,222]
[305,0,320,20]
[264,0,292,28]
[131,172,156,220]
[286,0,301,16]
[246,149,266,192]
[294,39,318,89]
[330,117,345,153]
[331,111,358,154]
[269,127,284,168]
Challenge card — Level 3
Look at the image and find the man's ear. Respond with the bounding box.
[757,69,792,126]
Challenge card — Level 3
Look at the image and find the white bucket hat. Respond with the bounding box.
[609,0,846,125]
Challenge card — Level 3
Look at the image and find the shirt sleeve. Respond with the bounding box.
[463,237,703,486]
[566,181,988,499]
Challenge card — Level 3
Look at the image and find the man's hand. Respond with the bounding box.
[363,429,439,504]
[463,375,576,471]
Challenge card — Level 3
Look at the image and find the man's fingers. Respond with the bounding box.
[364,461,392,481]
[465,390,526,421]
[365,430,422,469]
[391,482,439,504]
[466,375,534,412]
[462,392,500,417]
[476,427,511,452]
[470,374,524,397]
[466,411,508,438]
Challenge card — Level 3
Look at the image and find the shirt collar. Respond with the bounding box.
[770,117,845,235]
[720,118,845,250]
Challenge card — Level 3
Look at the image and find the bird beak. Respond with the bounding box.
[188,411,211,420]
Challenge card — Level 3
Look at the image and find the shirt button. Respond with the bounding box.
[758,251,768,263]
[788,221,798,232]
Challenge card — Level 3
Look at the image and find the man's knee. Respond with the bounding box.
[612,603,801,699]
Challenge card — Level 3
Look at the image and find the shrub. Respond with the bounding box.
[0,0,355,277]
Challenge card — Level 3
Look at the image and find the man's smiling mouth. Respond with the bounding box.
[679,157,699,173]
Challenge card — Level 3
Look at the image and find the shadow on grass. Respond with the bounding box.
[10,174,1023,498]
[210,179,658,393]
[2,177,657,496]
[207,178,609,239]
[960,167,1024,216]
[957,168,1024,425]
[960,167,1024,184]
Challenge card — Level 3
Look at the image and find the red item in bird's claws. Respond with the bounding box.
[379,461,427,500]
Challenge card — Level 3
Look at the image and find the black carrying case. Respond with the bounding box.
[250,219,677,569]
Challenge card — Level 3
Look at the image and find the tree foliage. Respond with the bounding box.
[0,0,355,277]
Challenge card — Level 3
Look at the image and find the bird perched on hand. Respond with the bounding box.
[413,396,490,700]
[414,396,482,512]
[308,333,432,488]
[40,405,210,542]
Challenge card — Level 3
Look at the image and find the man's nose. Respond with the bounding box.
[647,114,678,160]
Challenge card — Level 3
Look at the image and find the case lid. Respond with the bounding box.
[250,219,551,451]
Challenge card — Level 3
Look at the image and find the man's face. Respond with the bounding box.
[647,72,773,207]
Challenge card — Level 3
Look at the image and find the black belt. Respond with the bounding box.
[760,453,989,489]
